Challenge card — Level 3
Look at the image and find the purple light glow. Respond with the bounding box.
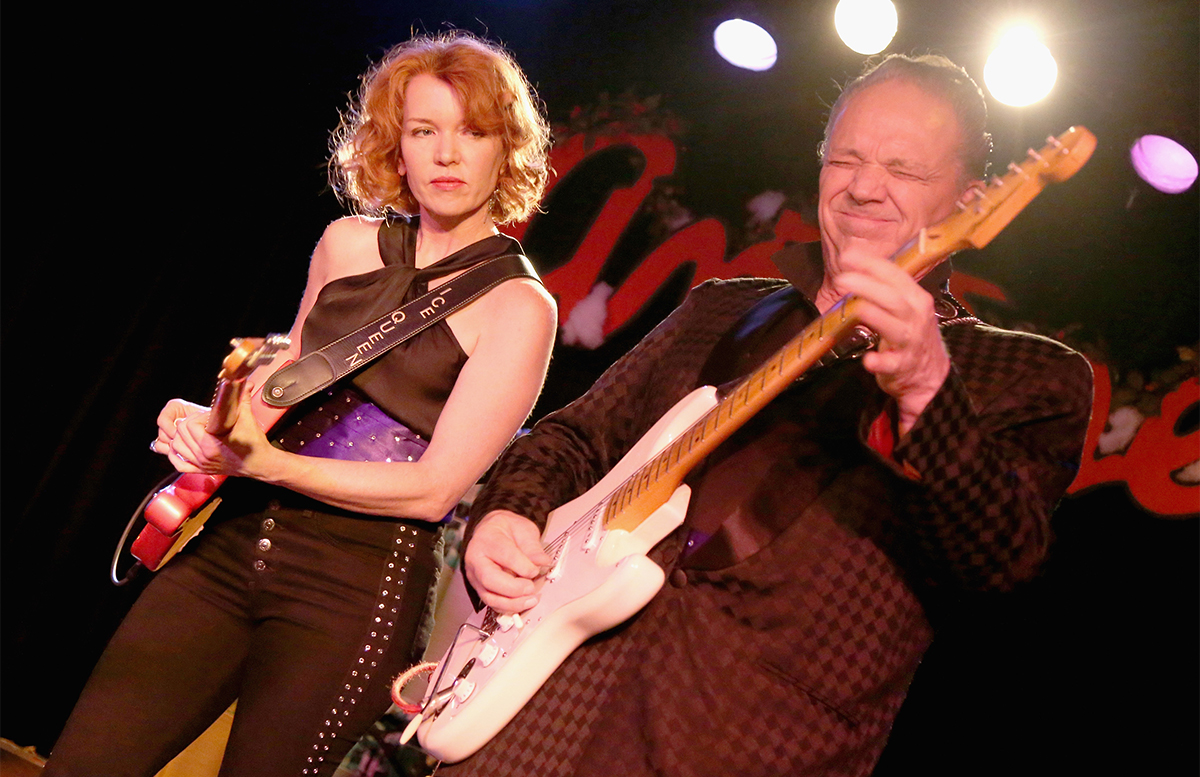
[1130,135,1198,194]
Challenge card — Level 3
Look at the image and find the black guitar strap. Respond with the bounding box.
[262,253,538,408]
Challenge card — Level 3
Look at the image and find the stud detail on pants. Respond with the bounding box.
[305,522,419,774]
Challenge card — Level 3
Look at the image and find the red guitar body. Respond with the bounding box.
[130,473,227,570]
[128,336,289,571]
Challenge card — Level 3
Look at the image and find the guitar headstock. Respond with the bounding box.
[1037,126,1098,182]
[959,125,1097,250]
[218,334,291,382]
[892,125,1096,280]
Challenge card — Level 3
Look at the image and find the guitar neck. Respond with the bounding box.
[206,379,244,436]
[600,242,957,532]
[600,126,1096,533]
[201,334,291,438]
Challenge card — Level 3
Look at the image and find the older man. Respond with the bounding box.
[450,54,1092,776]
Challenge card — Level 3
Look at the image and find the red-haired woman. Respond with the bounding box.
[46,32,556,777]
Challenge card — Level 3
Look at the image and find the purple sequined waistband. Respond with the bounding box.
[273,386,429,464]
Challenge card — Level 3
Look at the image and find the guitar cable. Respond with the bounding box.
[110,472,178,586]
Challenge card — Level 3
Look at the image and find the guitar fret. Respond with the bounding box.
[742,377,759,406]
[713,400,727,422]
[724,383,744,412]
[612,484,627,514]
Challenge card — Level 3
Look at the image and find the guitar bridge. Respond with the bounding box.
[481,609,498,637]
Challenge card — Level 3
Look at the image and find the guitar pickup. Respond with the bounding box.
[581,508,603,552]
[545,537,568,582]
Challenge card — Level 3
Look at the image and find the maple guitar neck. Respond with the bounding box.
[205,336,280,436]
[602,126,1097,534]
[207,381,245,436]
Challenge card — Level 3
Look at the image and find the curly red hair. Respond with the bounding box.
[331,32,551,224]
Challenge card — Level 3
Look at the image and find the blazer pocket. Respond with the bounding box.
[756,657,862,729]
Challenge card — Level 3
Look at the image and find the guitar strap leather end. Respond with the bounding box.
[263,351,337,407]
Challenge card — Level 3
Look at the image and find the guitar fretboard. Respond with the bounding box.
[599,293,866,532]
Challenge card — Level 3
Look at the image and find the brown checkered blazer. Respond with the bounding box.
[449,277,1092,777]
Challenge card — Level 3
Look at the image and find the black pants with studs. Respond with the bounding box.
[45,480,442,777]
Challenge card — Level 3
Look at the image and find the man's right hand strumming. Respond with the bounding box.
[464,510,552,614]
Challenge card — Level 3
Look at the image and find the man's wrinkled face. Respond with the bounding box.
[819,78,970,276]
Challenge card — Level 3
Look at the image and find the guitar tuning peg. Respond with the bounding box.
[1027,148,1044,162]
[1007,162,1031,179]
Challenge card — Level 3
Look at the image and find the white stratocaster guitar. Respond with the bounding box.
[413,127,1097,762]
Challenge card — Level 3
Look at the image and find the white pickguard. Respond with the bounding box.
[416,386,718,763]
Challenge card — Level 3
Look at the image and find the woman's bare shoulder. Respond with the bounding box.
[483,276,557,324]
[311,216,386,279]
[319,215,384,249]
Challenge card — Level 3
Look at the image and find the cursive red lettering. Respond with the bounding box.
[538,134,678,325]
[1069,362,1199,516]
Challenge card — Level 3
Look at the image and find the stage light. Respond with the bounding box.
[834,0,898,55]
[713,18,778,71]
[984,27,1057,106]
[1131,135,1198,194]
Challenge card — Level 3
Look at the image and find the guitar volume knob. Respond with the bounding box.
[453,678,476,703]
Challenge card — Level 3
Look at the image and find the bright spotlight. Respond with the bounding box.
[834,0,898,55]
[984,27,1058,106]
[1131,135,1199,194]
[713,18,778,71]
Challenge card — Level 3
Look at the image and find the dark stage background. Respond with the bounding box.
[4,1,1197,774]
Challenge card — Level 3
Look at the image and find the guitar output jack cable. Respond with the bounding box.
[391,661,439,714]
[109,472,178,586]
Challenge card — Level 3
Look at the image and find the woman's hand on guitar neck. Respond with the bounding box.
[465,510,552,614]
[164,391,281,480]
[151,399,209,458]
